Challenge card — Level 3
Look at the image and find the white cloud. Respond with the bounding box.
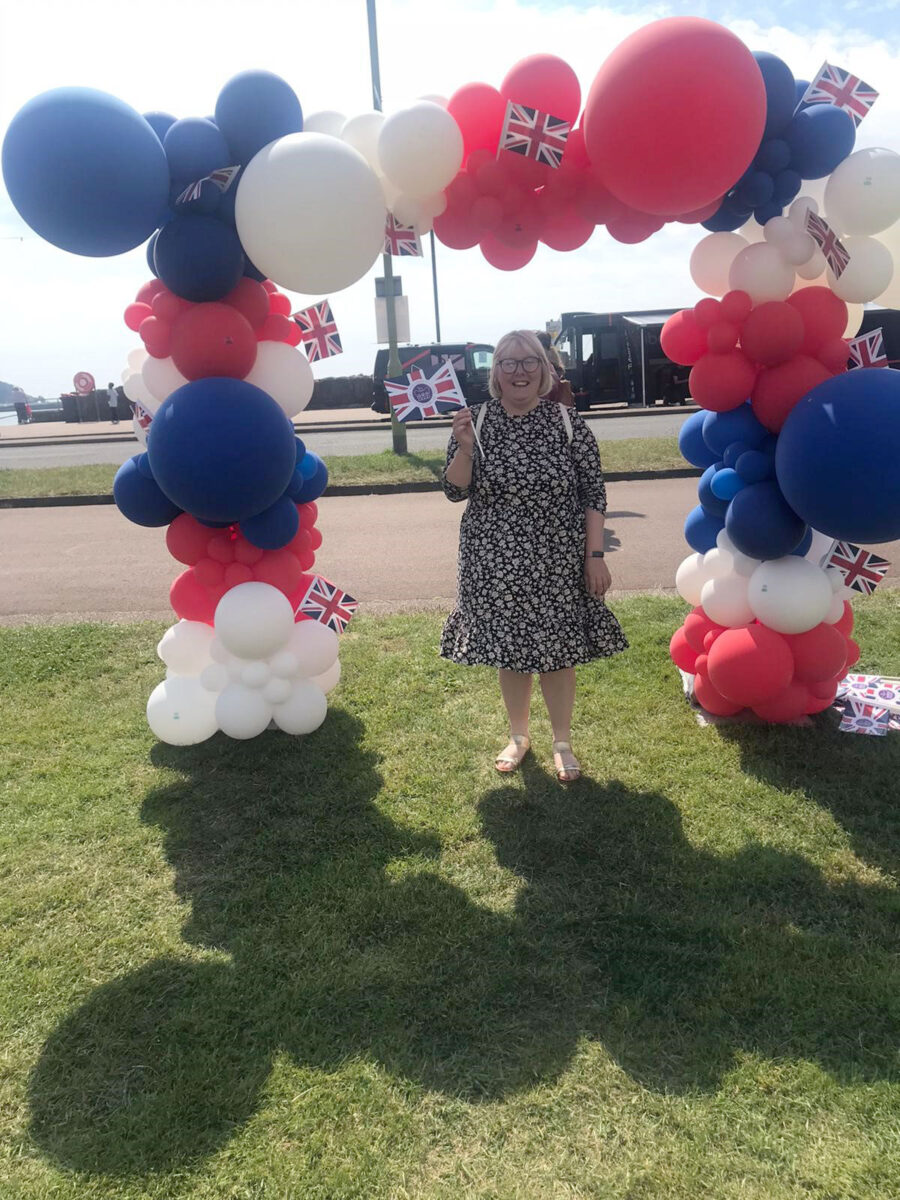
[1,0,897,394]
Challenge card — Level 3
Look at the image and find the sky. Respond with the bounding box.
[1,0,898,397]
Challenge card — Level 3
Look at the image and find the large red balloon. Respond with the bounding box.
[786,287,848,354]
[750,354,831,432]
[582,18,766,215]
[689,349,757,412]
[752,681,813,723]
[500,55,581,125]
[434,205,481,250]
[670,627,700,672]
[166,513,213,566]
[739,301,804,366]
[448,83,508,161]
[170,303,257,380]
[693,672,744,716]
[707,624,794,706]
[786,622,850,684]
[606,209,665,243]
[661,310,708,365]
[480,234,537,271]
[540,203,595,251]
[223,278,270,329]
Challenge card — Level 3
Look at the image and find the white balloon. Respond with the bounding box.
[210,637,230,664]
[418,93,449,108]
[127,347,148,373]
[215,583,295,661]
[200,663,229,693]
[303,109,347,137]
[263,677,294,705]
[824,148,900,236]
[241,660,271,689]
[244,341,314,418]
[378,102,463,199]
[690,232,748,296]
[142,355,188,403]
[340,111,385,169]
[763,216,795,247]
[701,547,738,580]
[747,558,833,634]
[216,683,273,740]
[269,649,301,678]
[788,195,819,229]
[310,657,341,694]
[824,590,846,624]
[147,677,218,746]
[675,553,709,607]
[157,620,215,676]
[700,574,754,628]
[715,529,761,577]
[235,132,386,294]
[123,370,155,407]
[843,302,864,338]
[728,243,795,303]
[874,218,900,307]
[824,566,846,593]
[827,235,893,302]
[289,620,339,677]
[391,194,423,227]
[421,192,448,219]
[794,246,826,280]
[273,680,328,735]
[737,218,766,244]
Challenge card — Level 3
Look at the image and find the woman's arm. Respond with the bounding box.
[445,445,474,490]
[584,507,612,597]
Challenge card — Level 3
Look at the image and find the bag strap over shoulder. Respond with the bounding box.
[475,403,488,436]
[558,402,573,445]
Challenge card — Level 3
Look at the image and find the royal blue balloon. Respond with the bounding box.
[785,106,855,179]
[293,456,329,504]
[773,168,802,205]
[299,452,318,480]
[790,528,814,557]
[148,377,296,524]
[113,454,182,527]
[678,410,719,468]
[285,467,307,500]
[702,404,767,455]
[215,71,303,164]
[143,111,177,142]
[164,117,231,183]
[723,441,750,468]
[153,214,244,302]
[754,138,791,175]
[726,481,807,560]
[735,449,773,484]
[698,464,729,518]
[753,52,797,137]
[294,437,307,462]
[684,505,725,554]
[240,495,300,550]
[710,468,745,502]
[776,369,900,543]
[2,87,170,256]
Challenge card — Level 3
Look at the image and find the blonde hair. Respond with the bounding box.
[489,330,553,399]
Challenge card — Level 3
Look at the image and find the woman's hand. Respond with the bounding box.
[584,555,612,599]
[452,407,475,457]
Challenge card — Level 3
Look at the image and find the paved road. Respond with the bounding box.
[0,411,692,470]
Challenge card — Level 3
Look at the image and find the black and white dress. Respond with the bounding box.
[440,397,628,673]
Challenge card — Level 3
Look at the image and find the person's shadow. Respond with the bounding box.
[28,720,900,1178]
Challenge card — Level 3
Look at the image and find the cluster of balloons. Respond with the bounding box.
[148,583,340,745]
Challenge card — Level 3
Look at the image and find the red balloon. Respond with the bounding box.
[817,336,851,374]
[124,302,152,332]
[234,538,265,566]
[472,156,507,197]
[683,607,724,652]
[661,310,708,365]
[832,600,854,637]
[224,563,254,588]
[694,672,744,716]
[676,198,723,223]
[298,502,318,529]
[166,513,212,566]
[284,320,302,347]
[563,125,591,170]
[268,291,292,317]
[309,527,323,551]
[500,150,546,190]
[720,290,753,324]
[500,55,581,125]
[786,621,850,683]
[152,289,189,322]
[170,569,215,624]
[493,191,544,248]
[583,18,766,215]
[750,354,831,432]
[739,301,804,366]
[540,203,595,251]
[574,171,630,225]
[806,689,838,714]
[693,297,722,329]
[810,674,844,700]
[434,205,481,250]
[139,315,172,359]
[135,279,166,305]
[694,653,709,677]
[207,533,236,564]
[258,313,295,343]
[447,83,508,161]
[845,639,861,668]
[707,321,739,354]
[707,624,795,706]
[170,303,257,380]
[480,234,537,271]
[752,681,813,723]
[606,209,664,243]
[786,287,848,354]
[223,278,270,328]
[689,350,757,412]
[471,195,503,232]
[194,557,225,588]
[670,627,700,672]
[254,550,303,595]
[703,629,721,652]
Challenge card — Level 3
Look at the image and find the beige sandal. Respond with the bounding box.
[552,740,581,783]
[495,734,531,774]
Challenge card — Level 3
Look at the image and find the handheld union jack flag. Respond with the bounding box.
[175,165,240,206]
[297,575,358,634]
[848,328,888,370]
[839,700,890,736]
[293,301,342,362]
[129,399,154,438]
[801,63,878,127]
[385,360,466,423]
[499,101,571,169]
[827,541,891,595]
[384,213,422,256]
[805,210,850,278]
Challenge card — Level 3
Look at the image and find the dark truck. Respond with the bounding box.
[371,342,494,413]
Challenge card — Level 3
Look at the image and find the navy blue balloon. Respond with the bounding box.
[685,505,725,554]
[113,454,182,527]
[146,230,159,277]
[285,467,307,500]
[294,437,307,462]
[164,117,232,182]
[171,177,221,216]
[739,171,774,209]
[143,111,177,142]
[776,369,900,543]
[754,201,783,225]
[240,495,300,550]
[785,106,855,178]
[702,404,767,456]
[723,441,750,468]
[698,464,729,518]
[794,80,810,109]
[293,456,329,504]
[243,258,267,282]
[702,201,748,233]
[735,449,773,484]
[154,214,244,301]
[753,52,797,137]
[148,377,297,524]
[2,87,170,256]
[754,138,791,175]
[773,168,802,205]
[678,410,719,468]
[790,528,814,557]
[726,481,807,559]
[215,71,303,164]
[214,166,244,228]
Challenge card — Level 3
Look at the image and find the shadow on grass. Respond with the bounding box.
[29,718,900,1176]
[404,451,444,480]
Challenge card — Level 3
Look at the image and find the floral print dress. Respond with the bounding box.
[440,397,628,673]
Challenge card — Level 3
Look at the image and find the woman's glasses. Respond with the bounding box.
[498,356,541,374]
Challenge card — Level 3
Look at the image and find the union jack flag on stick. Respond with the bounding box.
[384,213,422,256]
[292,301,342,362]
[176,165,240,206]
[801,63,878,127]
[827,541,891,595]
[297,575,358,634]
[499,101,570,169]
[848,328,888,370]
[385,359,466,423]
[805,210,850,278]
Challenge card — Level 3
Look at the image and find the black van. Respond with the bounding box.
[371,342,494,413]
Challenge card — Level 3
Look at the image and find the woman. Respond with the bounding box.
[440,330,628,782]
[536,329,573,407]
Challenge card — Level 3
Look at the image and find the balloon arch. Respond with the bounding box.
[4,17,899,741]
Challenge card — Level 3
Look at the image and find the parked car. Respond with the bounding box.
[371,342,494,413]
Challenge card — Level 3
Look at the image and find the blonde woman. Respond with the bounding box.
[440,330,628,782]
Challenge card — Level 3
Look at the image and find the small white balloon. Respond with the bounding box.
[747,558,833,634]
[244,341,314,418]
[269,649,301,679]
[689,232,748,296]
[824,567,846,593]
[302,109,347,137]
[263,676,294,705]
[127,347,148,373]
[700,573,755,628]
[824,148,900,236]
[825,591,848,624]
[378,101,463,199]
[794,246,827,280]
[142,355,188,403]
[340,110,385,169]
[200,663,229,693]
[827,235,894,303]
[216,684,273,740]
[418,94,449,108]
[123,370,155,407]
[288,619,340,677]
[737,218,766,244]
[874,218,900,307]
[843,302,865,338]
[421,192,448,219]
[701,547,738,580]
[675,553,709,607]
[273,680,328,735]
[147,677,218,746]
[391,194,423,227]
[210,637,230,664]
[157,620,215,676]
[241,660,271,689]
[728,242,795,303]
[309,657,341,695]
[215,583,295,661]
[788,195,818,229]
[715,529,760,577]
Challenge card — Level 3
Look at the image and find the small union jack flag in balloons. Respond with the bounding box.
[848,328,888,370]
[805,210,850,278]
[384,213,421,256]
[801,63,878,127]
[176,165,240,206]
[293,301,342,362]
[499,101,571,169]
[297,575,358,634]
[385,359,466,423]
[827,542,891,595]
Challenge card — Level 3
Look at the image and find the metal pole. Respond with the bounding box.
[430,230,441,340]
[367,0,407,455]
[640,328,648,408]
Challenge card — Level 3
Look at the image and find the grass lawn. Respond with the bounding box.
[2,593,899,1199]
[0,438,687,499]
